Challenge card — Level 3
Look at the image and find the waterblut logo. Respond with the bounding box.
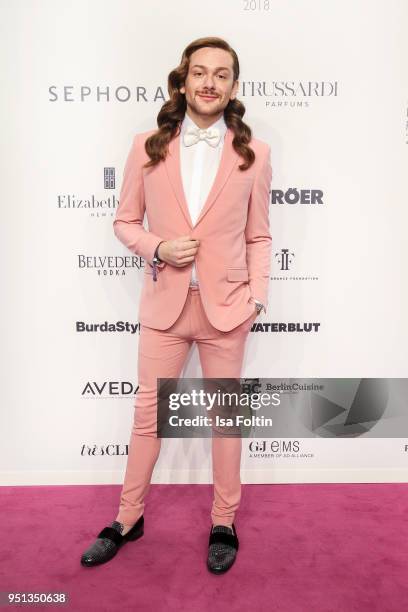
[250,322,321,333]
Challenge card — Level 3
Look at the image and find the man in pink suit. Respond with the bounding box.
[81,36,272,574]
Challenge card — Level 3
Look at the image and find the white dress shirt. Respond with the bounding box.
[178,111,265,312]
[179,112,227,286]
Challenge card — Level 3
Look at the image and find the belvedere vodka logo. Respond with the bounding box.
[77,254,144,276]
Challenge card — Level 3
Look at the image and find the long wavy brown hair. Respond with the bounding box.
[143,36,255,172]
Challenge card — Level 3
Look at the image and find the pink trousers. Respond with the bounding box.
[115,285,257,528]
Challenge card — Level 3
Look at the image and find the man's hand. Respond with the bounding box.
[249,297,265,319]
[157,235,200,267]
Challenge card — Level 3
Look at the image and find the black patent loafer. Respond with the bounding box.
[80,515,144,567]
[207,523,239,574]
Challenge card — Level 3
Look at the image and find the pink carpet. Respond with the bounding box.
[1,483,407,611]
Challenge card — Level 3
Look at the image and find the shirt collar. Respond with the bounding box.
[180,111,228,143]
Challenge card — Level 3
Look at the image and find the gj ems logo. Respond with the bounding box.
[249,440,300,453]
[249,441,267,452]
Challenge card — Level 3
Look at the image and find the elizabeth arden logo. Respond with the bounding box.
[104,167,115,189]
[56,167,117,218]
[57,193,118,210]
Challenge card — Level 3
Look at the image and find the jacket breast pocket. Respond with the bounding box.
[227,267,249,282]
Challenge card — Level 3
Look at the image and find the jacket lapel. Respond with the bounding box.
[164,125,240,229]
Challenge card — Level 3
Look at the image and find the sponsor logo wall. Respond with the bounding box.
[2,1,407,484]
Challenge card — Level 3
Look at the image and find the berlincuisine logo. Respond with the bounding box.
[48,80,339,107]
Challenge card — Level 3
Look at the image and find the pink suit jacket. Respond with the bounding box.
[113,124,272,332]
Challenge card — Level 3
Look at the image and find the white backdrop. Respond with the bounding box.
[2,0,408,485]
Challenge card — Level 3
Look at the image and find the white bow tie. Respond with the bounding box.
[183,125,221,147]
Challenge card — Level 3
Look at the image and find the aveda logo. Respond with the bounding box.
[81,381,139,398]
